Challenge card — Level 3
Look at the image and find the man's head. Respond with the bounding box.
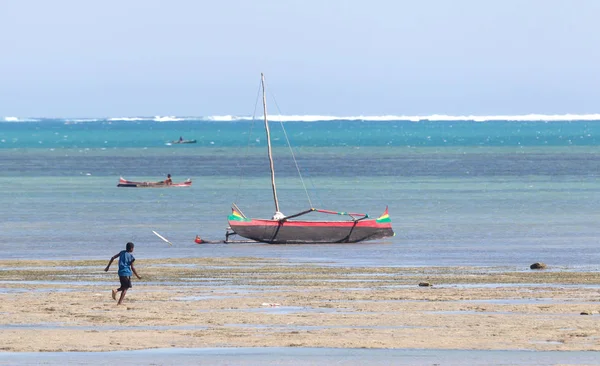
[167,174,171,178]
[126,242,134,252]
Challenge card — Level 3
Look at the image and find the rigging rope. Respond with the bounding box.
[268,89,313,208]
[234,79,262,204]
[235,76,324,211]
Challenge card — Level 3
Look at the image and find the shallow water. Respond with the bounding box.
[2,121,600,270]
[2,347,600,365]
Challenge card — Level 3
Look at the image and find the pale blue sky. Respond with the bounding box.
[1,0,599,117]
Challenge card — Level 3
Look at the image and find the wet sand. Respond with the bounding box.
[1,257,599,352]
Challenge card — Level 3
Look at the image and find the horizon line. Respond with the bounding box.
[4,113,600,123]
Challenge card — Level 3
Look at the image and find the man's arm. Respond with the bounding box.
[131,263,142,279]
[104,253,119,272]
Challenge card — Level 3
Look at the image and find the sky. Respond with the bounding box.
[1,0,599,117]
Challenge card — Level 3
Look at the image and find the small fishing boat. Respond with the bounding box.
[226,74,394,244]
[117,177,192,188]
[170,138,197,144]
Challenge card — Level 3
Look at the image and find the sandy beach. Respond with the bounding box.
[1,257,599,352]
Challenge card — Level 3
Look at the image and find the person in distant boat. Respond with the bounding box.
[165,174,172,185]
[179,136,183,142]
[104,242,142,305]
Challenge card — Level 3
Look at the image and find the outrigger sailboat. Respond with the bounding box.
[226,74,394,244]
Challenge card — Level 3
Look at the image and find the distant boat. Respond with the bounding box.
[226,74,394,244]
[117,177,192,188]
[170,138,197,144]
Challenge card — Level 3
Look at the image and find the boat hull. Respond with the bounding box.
[227,218,394,244]
[117,177,192,188]
[171,140,197,144]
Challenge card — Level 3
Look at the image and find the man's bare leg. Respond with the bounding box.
[117,289,127,305]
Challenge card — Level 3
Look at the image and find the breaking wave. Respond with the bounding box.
[206,114,600,122]
[107,116,186,122]
[3,117,41,122]
[4,114,600,123]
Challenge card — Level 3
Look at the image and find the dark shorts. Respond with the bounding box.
[118,276,132,290]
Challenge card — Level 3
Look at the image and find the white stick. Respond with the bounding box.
[152,230,173,246]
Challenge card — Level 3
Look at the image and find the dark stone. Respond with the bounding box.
[418,282,432,287]
[530,262,547,270]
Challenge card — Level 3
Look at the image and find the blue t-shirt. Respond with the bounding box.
[118,250,135,276]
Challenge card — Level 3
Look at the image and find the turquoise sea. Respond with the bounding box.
[1,117,600,268]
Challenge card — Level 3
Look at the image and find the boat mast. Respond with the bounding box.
[261,73,280,213]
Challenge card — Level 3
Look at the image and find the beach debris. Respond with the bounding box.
[580,311,595,315]
[530,262,547,270]
[261,302,281,307]
[418,282,432,287]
